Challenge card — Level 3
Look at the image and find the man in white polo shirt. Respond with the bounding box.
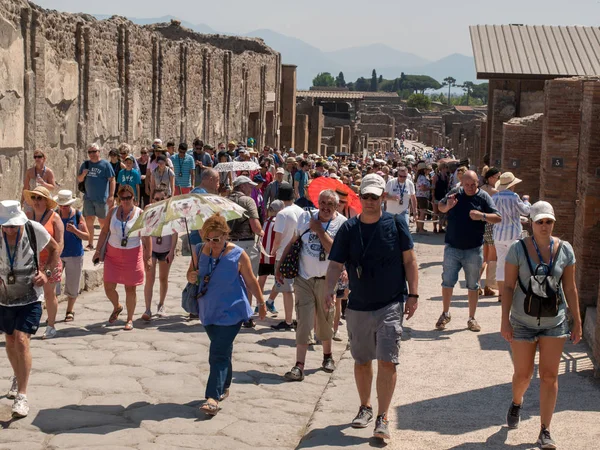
[384,166,417,227]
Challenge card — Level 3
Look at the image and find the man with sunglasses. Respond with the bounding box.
[77,143,115,249]
[384,166,417,227]
[326,174,418,441]
[171,143,195,195]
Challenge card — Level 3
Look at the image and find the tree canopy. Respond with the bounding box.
[407,93,431,110]
[312,72,336,87]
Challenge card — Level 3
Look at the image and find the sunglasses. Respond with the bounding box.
[153,197,164,202]
[398,175,407,179]
[30,195,45,201]
[34,155,44,159]
[119,196,133,201]
[361,194,381,201]
[141,152,148,155]
[205,236,223,243]
[535,219,554,225]
[88,150,98,154]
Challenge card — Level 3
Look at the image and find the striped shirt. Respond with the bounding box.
[492,190,531,241]
[170,154,195,187]
[260,217,277,265]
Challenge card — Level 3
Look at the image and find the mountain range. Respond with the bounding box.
[94,15,478,89]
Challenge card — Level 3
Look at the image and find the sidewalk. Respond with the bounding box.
[297,233,600,449]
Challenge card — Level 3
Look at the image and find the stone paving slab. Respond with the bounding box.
[0,255,347,449]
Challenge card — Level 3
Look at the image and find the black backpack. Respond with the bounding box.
[78,161,89,194]
[517,239,564,326]
[24,221,39,273]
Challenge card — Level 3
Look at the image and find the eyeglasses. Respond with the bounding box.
[30,195,45,201]
[205,236,223,243]
[87,150,98,154]
[361,194,381,201]
[398,175,407,179]
[34,155,43,159]
[119,196,133,201]
[535,219,554,225]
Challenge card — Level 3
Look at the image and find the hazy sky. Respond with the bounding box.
[34,0,600,60]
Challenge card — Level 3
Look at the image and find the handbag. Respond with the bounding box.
[182,243,204,315]
[78,161,89,194]
[517,239,564,326]
[279,229,310,279]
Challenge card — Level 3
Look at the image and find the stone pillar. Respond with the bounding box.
[502,114,543,202]
[540,78,584,243]
[280,64,297,151]
[334,126,344,153]
[295,114,309,154]
[490,88,516,166]
[343,125,351,151]
[308,105,323,155]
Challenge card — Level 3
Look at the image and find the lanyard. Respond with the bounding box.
[357,215,379,261]
[398,181,406,198]
[120,208,133,239]
[35,166,46,179]
[208,245,227,275]
[176,155,186,175]
[532,236,554,272]
[33,209,49,224]
[3,228,21,272]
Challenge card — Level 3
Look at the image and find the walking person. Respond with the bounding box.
[142,187,178,321]
[501,201,582,449]
[55,190,88,323]
[77,143,116,250]
[117,155,142,204]
[186,214,266,415]
[479,167,501,297]
[22,150,56,208]
[326,174,419,441]
[171,143,195,195]
[384,166,417,228]
[137,147,150,209]
[415,163,433,233]
[0,200,60,417]
[432,163,450,232]
[149,155,175,199]
[493,172,531,305]
[436,170,501,332]
[277,190,347,382]
[94,185,152,331]
[23,187,64,340]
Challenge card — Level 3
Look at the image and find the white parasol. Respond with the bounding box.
[214,161,260,172]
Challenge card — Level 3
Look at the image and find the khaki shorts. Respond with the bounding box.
[294,276,334,345]
[274,260,294,293]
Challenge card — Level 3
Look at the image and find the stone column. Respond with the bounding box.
[334,126,344,153]
[343,125,351,152]
[280,64,297,151]
[295,114,309,154]
[308,105,323,155]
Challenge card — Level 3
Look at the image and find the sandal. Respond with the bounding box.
[86,245,95,251]
[109,305,123,324]
[219,389,230,402]
[200,399,220,416]
[123,321,133,331]
[65,311,75,322]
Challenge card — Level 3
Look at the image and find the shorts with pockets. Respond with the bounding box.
[83,198,109,219]
[0,302,43,335]
[441,244,483,291]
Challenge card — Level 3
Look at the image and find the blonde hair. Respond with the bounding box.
[117,184,135,202]
[200,213,230,239]
[33,149,47,159]
[118,143,132,153]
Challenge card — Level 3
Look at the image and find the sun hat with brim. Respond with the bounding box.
[54,190,77,206]
[24,186,57,209]
[0,200,28,227]
[495,172,522,191]
[530,201,556,222]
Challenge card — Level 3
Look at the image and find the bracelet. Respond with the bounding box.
[408,294,419,298]
[258,302,266,306]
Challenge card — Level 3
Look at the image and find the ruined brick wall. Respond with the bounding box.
[502,114,544,202]
[0,0,280,198]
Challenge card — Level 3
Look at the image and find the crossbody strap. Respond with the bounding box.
[24,221,39,273]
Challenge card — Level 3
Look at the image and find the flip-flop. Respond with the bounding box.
[109,306,123,324]
[123,321,133,331]
[65,311,75,322]
[200,401,220,416]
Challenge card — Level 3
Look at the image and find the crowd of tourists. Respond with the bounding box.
[0,138,582,448]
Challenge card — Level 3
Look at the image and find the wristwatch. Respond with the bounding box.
[408,294,419,299]
[44,269,52,277]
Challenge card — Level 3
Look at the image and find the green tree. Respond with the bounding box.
[371,69,378,92]
[441,76,456,105]
[403,75,442,93]
[459,81,475,105]
[407,93,431,110]
[355,77,370,91]
[471,82,489,103]
[335,71,346,88]
[312,72,335,87]
[378,74,383,84]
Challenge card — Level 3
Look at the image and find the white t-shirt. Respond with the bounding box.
[273,204,304,260]
[297,211,347,279]
[385,178,415,214]
[108,207,143,250]
[0,221,51,306]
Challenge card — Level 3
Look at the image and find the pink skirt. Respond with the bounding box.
[104,244,144,286]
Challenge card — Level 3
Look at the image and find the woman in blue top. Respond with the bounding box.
[501,201,582,449]
[186,213,266,416]
[55,190,89,322]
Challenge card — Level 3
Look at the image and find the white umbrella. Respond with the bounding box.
[405,155,416,161]
[214,161,260,172]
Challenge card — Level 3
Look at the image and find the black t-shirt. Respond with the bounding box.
[442,188,498,250]
[329,212,414,312]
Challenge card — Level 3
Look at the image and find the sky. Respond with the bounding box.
[34,0,600,60]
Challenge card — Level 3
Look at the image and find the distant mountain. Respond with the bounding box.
[325,44,429,71]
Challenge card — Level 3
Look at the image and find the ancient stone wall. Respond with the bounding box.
[0,0,280,198]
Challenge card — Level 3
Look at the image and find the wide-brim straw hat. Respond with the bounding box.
[54,190,77,206]
[496,172,522,191]
[23,186,57,209]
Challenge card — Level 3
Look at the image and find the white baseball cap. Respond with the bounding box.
[233,176,257,188]
[360,174,386,196]
[530,201,555,222]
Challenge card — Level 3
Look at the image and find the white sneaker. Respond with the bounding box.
[157,304,166,318]
[7,376,17,399]
[12,394,29,418]
[42,326,57,340]
[333,330,342,342]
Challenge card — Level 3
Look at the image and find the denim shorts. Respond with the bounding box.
[83,198,109,219]
[0,302,43,335]
[441,244,483,291]
[510,318,570,343]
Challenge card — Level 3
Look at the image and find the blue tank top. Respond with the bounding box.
[196,245,253,326]
[61,211,84,258]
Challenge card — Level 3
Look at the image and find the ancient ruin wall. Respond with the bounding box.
[0,0,280,198]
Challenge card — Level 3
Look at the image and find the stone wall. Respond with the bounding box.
[0,0,280,197]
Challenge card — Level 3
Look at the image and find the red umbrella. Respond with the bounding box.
[308,177,362,214]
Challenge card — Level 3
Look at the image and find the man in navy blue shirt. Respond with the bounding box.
[327,174,419,442]
[437,170,501,332]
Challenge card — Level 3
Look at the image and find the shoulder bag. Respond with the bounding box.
[279,228,311,280]
[181,243,204,315]
[78,161,89,194]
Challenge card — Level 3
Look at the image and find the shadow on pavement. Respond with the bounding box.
[402,327,463,342]
[446,427,535,449]
[477,332,509,352]
[257,336,296,348]
[297,423,385,448]
[411,233,446,246]
[419,261,443,269]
